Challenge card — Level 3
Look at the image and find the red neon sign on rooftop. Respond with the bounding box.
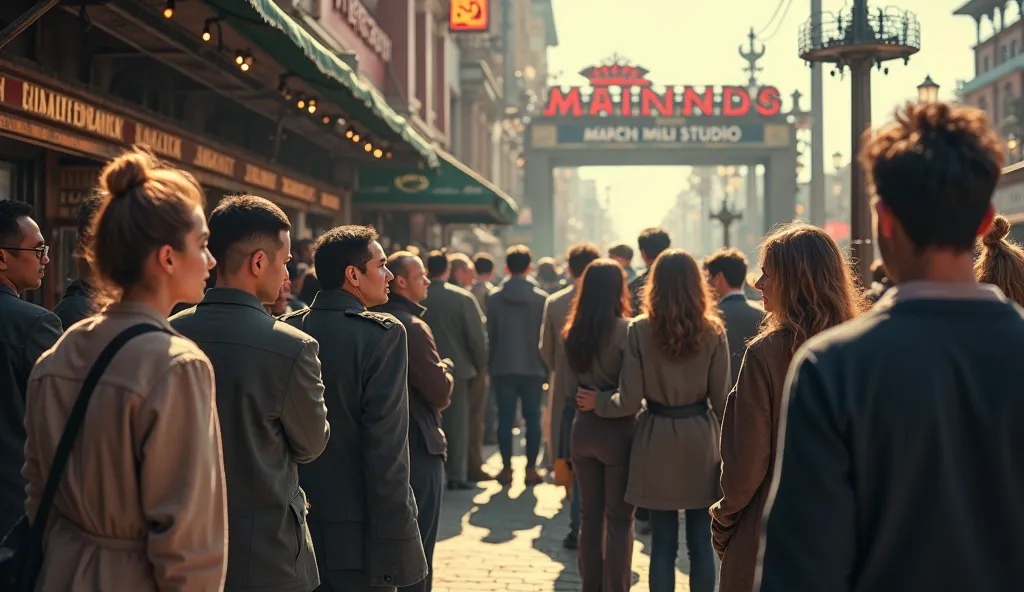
[543,59,782,119]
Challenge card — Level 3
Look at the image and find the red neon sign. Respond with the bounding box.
[543,61,783,119]
[449,0,489,32]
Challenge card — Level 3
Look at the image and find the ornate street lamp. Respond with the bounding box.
[917,75,940,103]
[798,1,921,284]
[832,151,843,170]
[710,199,743,248]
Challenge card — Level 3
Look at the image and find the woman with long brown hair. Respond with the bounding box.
[564,259,634,592]
[975,214,1024,306]
[594,249,729,592]
[21,148,227,591]
[710,222,862,592]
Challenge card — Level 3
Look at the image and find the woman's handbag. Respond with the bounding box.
[0,324,167,591]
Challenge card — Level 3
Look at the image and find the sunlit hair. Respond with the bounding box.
[975,214,1024,306]
[754,222,864,351]
[642,249,724,359]
[562,259,630,374]
[87,146,204,307]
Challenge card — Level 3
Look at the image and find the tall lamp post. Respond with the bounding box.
[798,1,921,284]
[710,200,743,248]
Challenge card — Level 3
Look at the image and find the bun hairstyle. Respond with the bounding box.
[975,214,1024,306]
[86,147,205,305]
[983,214,1011,245]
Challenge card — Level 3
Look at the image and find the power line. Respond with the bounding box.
[760,0,795,42]
[757,0,786,36]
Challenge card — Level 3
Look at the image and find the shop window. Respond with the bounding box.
[1003,46,1009,62]
[984,56,991,72]
[0,162,13,200]
[1014,40,1020,56]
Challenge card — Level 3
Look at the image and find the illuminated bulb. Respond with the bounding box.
[296,97,306,109]
[364,142,373,152]
[235,54,244,65]
[243,55,254,67]
[307,99,317,114]
[202,27,211,42]
[163,0,175,18]
[345,127,354,138]
[384,150,392,159]
[240,62,250,72]
[373,148,383,158]
[351,133,360,143]
[322,115,331,125]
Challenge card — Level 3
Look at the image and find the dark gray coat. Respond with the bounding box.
[53,280,94,331]
[717,292,765,386]
[281,290,426,588]
[0,282,60,534]
[171,288,329,592]
[487,276,549,379]
[422,280,487,380]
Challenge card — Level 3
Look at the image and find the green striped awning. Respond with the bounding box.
[354,149,520,225]
[205,0,439,168]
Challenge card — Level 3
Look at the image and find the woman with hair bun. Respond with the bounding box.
[22,148,227,591]
[975,214,1024,306]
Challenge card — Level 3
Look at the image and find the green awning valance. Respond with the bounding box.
[355,150,520,225]
[205,0,438,168]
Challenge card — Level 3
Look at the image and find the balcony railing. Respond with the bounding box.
[799,5,920,63]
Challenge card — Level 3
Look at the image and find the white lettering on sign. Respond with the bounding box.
[332,0,392,62]
[580,125,744,144]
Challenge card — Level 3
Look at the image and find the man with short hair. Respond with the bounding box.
[488,245,549,486]
[171,195,329,592]
[448,253,476,289]
[540,242,600,548]
[759,103,1024,590]
[470,252,499,448]
[282,226,426,591]
[373,252,454,592]
[54,196,102,329]
[703,247,765,386]
[422,251,489,488]
[607,241,637,281]
[0,200,62,534]
[629,227,671,314]
[470,253,496,314]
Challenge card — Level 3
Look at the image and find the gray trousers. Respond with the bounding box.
[441,378,470,482]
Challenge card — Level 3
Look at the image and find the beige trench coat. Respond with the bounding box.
[595,316,730,510]
[23,302,228,591]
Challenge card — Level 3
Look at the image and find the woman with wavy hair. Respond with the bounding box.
[594,249,729,592]
[710,222,862,592]
[564,259,634,591]
[975,214,1024,306]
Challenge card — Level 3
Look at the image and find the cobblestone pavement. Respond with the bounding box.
[432,443,708,591]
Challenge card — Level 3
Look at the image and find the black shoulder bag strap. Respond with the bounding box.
[13,323,167,587]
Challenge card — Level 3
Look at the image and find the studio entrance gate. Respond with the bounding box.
[521,58,799,257]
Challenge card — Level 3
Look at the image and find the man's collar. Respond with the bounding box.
[310,288,364,311]
[719,290,747,303]
[874,280,1007,311]
[383,292,426,317]
[0,282,17,298]
[199,287,268,314]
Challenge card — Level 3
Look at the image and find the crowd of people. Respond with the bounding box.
[0,100,1023,592]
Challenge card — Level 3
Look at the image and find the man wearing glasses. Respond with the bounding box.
[0,200,62,536]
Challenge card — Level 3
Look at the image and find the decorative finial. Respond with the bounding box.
[740,26,766,89]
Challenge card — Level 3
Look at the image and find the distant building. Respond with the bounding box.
[955,0,1024,164]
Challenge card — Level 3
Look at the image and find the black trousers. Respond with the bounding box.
[401,424,445,592]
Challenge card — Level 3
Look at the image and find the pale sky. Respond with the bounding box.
[546,0,997,244]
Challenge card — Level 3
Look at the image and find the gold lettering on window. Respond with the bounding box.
[281,177,317,201]
[135,124,183,160]
[20,82,125,141]
[192,145,236,177]
[244,164,278,191]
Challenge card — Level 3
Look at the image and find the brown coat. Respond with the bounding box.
[23,302,228,592]
[595,316,730,510]
[540,285,575,458]
[710,330,794,592]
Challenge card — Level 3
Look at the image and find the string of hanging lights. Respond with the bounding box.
[164,1,393,160]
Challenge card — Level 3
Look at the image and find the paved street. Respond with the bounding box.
[433,440,704,591]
